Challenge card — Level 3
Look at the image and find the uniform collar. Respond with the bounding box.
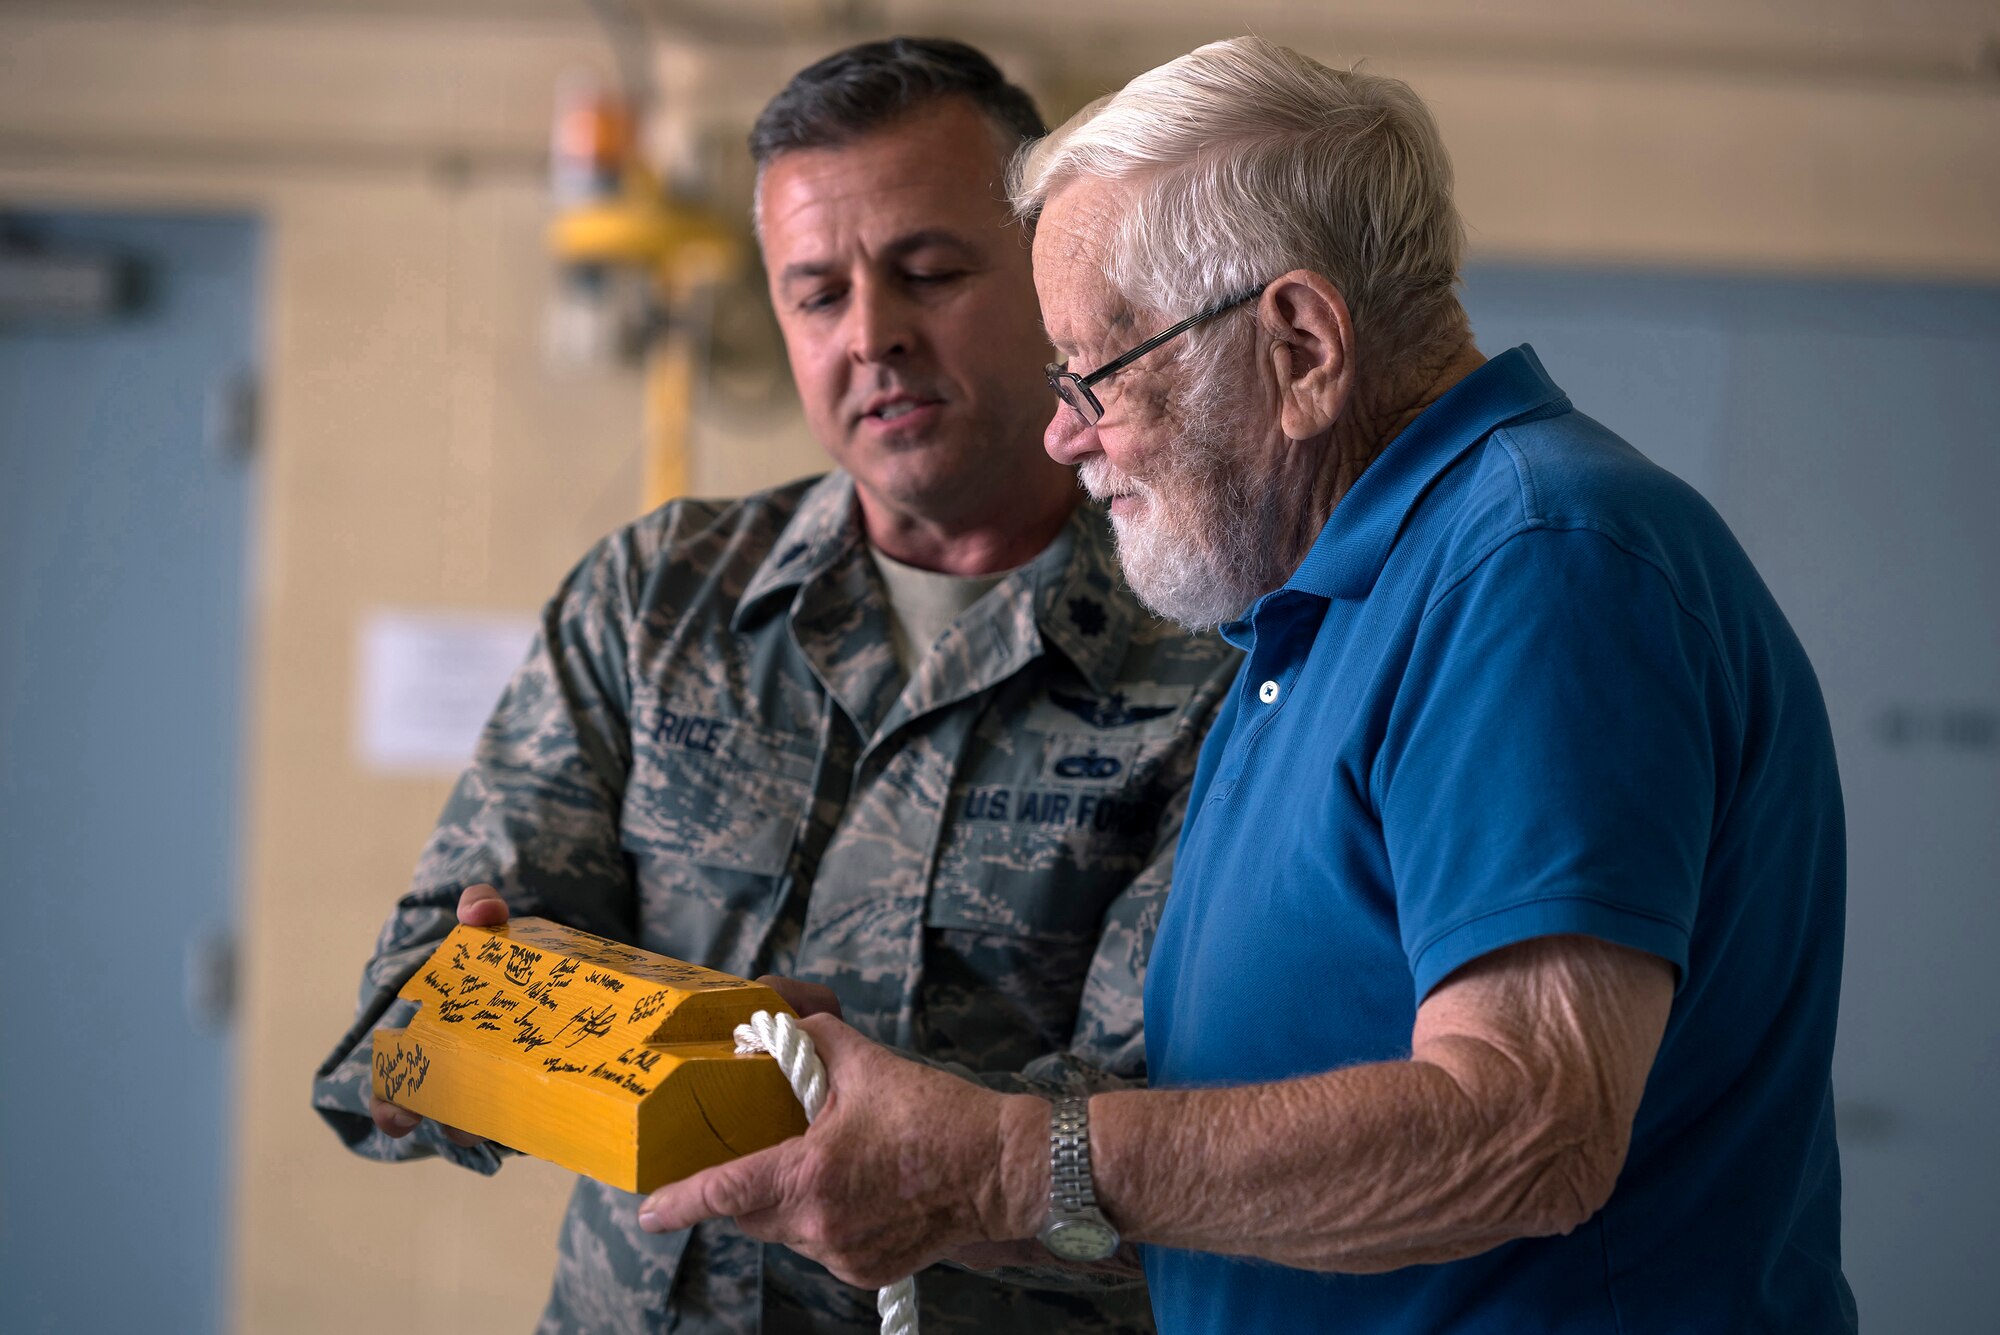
[735,472,861,623]
[733,471,1135,696]
[1281,344,1569,603]
[1037,500,1138,697]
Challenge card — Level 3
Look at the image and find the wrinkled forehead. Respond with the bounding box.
[755,100,1019,260]
[761,161,936,258]
[1031,177,1134,343]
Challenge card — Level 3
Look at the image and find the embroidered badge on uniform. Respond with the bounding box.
[1049,689,1175,729]
[1067,596,1108,637]
[1051,746,1123,779]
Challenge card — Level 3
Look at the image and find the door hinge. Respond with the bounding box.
[205,366,259,466]
[184,926,238,1032]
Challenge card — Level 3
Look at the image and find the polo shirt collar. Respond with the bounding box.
[1281,344,1568,604]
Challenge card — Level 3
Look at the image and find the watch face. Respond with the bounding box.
[1044,1218,1120,1262]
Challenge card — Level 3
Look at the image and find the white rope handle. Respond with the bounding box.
[735,1010,918,1335]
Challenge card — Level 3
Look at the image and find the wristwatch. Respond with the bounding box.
[1036,1095,1122,1262]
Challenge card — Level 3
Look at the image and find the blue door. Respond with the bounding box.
[1,211,260,1333]
[1463,267,2000,1333]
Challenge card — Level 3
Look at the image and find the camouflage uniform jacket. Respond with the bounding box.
[314,472,1239,1334]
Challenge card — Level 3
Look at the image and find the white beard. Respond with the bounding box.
[1080,393,1294,630]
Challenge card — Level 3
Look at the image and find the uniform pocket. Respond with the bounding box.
[928,730,1168,941]
[622,695,817,976]
[624,694,815,875]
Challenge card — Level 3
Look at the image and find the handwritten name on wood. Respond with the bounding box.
[394,918,771,1103]
[376,917,807,1194]
[374,1041,431,1103]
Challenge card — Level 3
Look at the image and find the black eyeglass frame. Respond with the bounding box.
[1045,282,1269,426]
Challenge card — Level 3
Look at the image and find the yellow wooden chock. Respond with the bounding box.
[371,917,808,1194]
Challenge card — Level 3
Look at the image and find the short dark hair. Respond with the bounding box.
[749,36,1046,168]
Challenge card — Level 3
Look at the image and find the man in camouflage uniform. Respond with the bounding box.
[314,37,1237,1334]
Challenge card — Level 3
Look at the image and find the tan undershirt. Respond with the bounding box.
[868,544,1010,677]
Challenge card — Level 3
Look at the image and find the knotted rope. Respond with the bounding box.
[734,1010,918,1335]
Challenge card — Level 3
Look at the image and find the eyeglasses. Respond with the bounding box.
[1045,283,1268,426]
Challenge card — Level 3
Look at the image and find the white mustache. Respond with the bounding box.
[1079,457,1154,507]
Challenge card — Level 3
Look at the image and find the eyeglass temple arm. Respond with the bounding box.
[1079,285,1266,389]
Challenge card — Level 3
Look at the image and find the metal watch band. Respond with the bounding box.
[1038,1095,1119,1262]
[1050,1095,1098,1213]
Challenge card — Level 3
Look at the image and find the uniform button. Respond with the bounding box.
[1258,679,1280,704]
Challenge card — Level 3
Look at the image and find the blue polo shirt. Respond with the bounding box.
[1143,347,1854,1333]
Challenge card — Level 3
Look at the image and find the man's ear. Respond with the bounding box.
[1261,271,1354,442]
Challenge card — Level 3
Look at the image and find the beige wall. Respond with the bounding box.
[0,4,1993,1333]
[1,12,653,1330]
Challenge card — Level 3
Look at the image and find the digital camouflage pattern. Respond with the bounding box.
[315,472,1240,1334]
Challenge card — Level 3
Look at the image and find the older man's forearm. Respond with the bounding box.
[1029,936,1674,1273]
[1085,1059,1600,1271]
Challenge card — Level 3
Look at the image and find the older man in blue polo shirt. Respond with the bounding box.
[640,36,1856,1334]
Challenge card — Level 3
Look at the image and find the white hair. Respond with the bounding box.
[1010,36,1466,372]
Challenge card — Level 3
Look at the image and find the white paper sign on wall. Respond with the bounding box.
[356,609,539,774]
